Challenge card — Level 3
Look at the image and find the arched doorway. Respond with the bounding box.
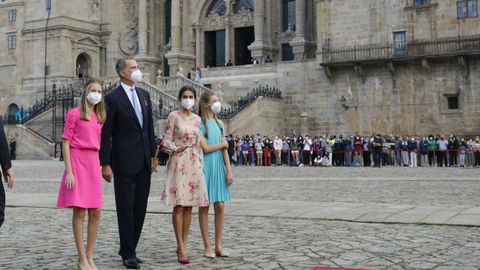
[76,53,92,78]
[202,0,255,67]
[6,103,19,124]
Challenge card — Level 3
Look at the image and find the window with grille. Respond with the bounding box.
[8,35,16,50]
[447,96,459,110]
[282,0,296,31]
[457,0,478,19]
[414,0,430,6]
[9,9,17,22]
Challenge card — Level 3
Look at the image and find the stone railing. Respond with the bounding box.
[322,34,480,65]
[157,76,214,100]
[137,81,180,119]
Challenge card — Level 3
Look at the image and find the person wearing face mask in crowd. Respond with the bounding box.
[248,136,255,166]
[58,79,106,270]
[407,137,418,167]
[273,136,283,166]
[466,137,475,168]
[427,135,437,167]
[255,136,264,166]
[262,137,272,166]
[290,136,299,166]
[448,135,459,167]
[99,57,157,269]
[419,137,429,167]
[281,137,290,166]
[161,86,227,264]
[475,137,480,167]
[458,137,467,168]
[241,137,249,166]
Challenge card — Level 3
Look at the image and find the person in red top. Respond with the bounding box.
[353,136,363,166]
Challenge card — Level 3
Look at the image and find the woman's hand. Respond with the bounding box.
[221,138,229,149]
[65,172,75,189]
[226,171,233,186]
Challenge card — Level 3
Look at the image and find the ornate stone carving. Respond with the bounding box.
[206,12,226,27]
[232,6,254,25]
[277,29,296,44]
[118,0,138,55]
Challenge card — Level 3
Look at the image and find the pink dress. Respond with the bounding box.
[57,108,103,209]
[161,111,209,207]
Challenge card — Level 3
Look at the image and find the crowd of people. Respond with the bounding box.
[208,134,480,168]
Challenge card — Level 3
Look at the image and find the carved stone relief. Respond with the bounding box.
[118,0,138,55]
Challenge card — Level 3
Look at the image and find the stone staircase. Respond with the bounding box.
[156,76,214,100]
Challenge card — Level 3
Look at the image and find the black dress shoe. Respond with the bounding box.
[136,257,143,264]
[123,258,140,269]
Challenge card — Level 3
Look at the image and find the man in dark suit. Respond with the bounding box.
[100,57,157,269]
[0,118,15,229]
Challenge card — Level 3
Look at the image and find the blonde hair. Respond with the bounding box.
[198,91,223,139]
[80,78,106,124]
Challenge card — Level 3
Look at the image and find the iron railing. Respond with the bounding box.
[218,85,282,120]
[322,34,480,64]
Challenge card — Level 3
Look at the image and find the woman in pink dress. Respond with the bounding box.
[57,78,106,270]
[161,86,227,264]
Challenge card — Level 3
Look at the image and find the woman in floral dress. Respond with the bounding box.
[161,86,227,264]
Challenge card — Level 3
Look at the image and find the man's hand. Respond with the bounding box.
[150,157,158,174]
[3,168,14,189]
[102,165,113,183]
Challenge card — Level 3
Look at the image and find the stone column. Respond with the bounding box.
[248,0,266,60]
[171,0,182,52]
[225,0,232,64]
[137,0,148,55]
[253,0,264,44]
[290,0,307,60]
[194,24,201,68]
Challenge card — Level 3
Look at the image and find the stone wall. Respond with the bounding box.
[224,96,284,136]
[5,124,55,160]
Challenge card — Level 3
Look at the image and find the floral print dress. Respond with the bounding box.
[161,111,209,207]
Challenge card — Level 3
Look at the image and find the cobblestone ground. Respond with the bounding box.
[1,161,480,270]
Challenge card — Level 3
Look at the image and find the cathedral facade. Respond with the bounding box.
[1,0,479,137]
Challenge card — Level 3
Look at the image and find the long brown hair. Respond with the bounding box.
[80,78,106,123]
[198,91,223,139]
[177,85,197,101]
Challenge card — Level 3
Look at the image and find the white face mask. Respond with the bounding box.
[181,98,195,110]
[86,92,102,105]
[211,101,222,114]
[130,69,143,83]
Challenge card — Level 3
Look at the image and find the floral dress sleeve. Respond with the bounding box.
[62,109,78,141]
[162,112,179,154]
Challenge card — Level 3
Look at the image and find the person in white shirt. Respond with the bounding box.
[273,136,283,166]
[303,136,312,166]
[255,138,264,166]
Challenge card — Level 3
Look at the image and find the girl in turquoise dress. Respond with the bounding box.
[198,91,234,258]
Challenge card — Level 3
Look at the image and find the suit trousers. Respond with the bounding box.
[0,181,4,228]
[113,166,151,260]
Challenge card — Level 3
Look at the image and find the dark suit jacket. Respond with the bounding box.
[99,85,156,176]
[0,119,12,178]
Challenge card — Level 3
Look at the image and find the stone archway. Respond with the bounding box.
[75,53,92,78]
[198,0,255,67]
[6,103,19,124]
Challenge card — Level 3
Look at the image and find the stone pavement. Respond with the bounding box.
[1,160,480,269]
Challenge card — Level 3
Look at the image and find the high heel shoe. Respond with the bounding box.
[215,249,230,257]
[176,248,191,264]
[204,249,216,259]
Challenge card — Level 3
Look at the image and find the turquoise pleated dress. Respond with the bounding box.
[200,119,231,203]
